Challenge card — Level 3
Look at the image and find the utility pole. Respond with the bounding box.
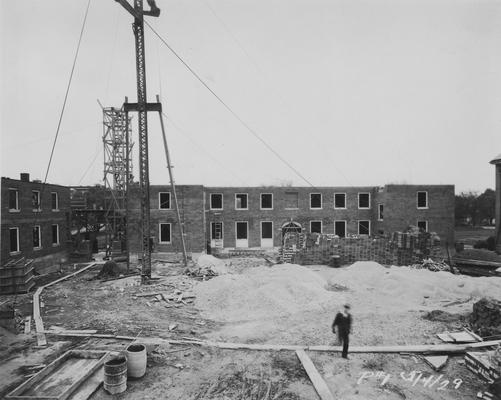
[114,0,159,282]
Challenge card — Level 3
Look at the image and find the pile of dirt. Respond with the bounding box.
[196,255,228,275]
[470,297,501,336]
[194,264,342,322]
[97,260,120,279]
[327,262,501,311]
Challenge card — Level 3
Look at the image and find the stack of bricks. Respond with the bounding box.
[291,232,444,267]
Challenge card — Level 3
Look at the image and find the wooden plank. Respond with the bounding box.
[36,332,501,354]
[6,351,73,397]
[5,350,108,400]
[68,367,103,400]
[24,316,32,334]
[33,287,46,346]
[423,355,448,371]
[452,258,501,268]
[437,333,454,343]
[33,263,101,347]
[295,350,335,400]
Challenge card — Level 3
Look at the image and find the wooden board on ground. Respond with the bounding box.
[67,366,104,400]
[437,330,479,343]
[465,351,501,383]
[423,355,448,371]
[5,350,109,400]
[295,350,335,400]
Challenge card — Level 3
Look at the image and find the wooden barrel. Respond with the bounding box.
[126,343,147,378]
[104,357,127,394]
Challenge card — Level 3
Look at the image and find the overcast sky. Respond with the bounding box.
[2,0,501,193]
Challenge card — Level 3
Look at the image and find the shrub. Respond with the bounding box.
[473,236,496,251]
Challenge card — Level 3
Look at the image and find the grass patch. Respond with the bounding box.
[361,354,387,370]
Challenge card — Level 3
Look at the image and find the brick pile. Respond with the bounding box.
[288,232,445,267]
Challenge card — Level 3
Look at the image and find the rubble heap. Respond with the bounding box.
[470,298,501,337]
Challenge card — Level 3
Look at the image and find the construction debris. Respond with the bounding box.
[437,330,482,343]
[5,350,109,400]
[466,350,501,384]
[410,258,451,272]
[423,355,449,371]
[471,298,501,337]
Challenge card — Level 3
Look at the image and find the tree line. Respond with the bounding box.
[455,189,496,226]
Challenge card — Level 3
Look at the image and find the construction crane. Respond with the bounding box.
[114,0,160,282]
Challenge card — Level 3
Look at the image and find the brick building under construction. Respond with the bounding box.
[127,183,455,254]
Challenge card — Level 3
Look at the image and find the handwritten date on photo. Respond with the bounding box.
[357,370,463,391]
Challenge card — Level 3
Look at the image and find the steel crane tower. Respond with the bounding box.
[114,0,159,282]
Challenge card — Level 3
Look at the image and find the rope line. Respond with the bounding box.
[41,0,91,189]
[145,20,316,188]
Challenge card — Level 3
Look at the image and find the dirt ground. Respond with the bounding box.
[0,255,499,400]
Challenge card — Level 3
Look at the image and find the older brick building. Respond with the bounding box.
[1,174,70,266]
[129,183,455,252]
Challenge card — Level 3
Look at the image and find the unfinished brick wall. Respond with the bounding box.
[205,186,378,248]
[128,185,206,253]
[1,177,70,266]
[290,232,447,266]
[379,185,455,244]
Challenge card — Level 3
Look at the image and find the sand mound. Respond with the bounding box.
[194,263,342,322]
[196,254,228,275]
[328,261,501,310]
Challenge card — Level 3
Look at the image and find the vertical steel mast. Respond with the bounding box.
[115,0,159,282]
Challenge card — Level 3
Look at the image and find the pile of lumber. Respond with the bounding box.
[465,351,501,384]
[184,265,217,280]
[453,257,501,277]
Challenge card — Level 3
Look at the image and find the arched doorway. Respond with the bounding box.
[281,221,302,238]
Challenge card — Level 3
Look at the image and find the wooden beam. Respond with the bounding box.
[295,350,335,400]
[39,331,501,355]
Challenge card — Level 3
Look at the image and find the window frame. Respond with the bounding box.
[334,220,347,238]
[358,220,371,235]
[260,193,273,210]
[159,222,172,244]
[261,221,274,240]
[334,193,347,209]
[235,221,249,240]
[158,192,172,210]
[51,192,59,211]
[32,190,41,211]
[417,191,428,209]
[210,222,223,240]
[51,224,60,246]
[9,227,20,254]
[417,220,428,232]
[235,193,249,210]
[358,192,371,209]
[210,193,223,210]
[284,191,299,210]
[378,204,384,221]
[310,220,323,234]
[9,188,20,212]
[33,225,42,250]
[310,193,322,209]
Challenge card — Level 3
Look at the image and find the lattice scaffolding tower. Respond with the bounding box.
[102,106,133,260]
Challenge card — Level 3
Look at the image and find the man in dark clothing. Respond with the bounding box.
[332,304,352,359]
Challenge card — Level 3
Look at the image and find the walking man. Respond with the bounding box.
[332,303,352,359]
